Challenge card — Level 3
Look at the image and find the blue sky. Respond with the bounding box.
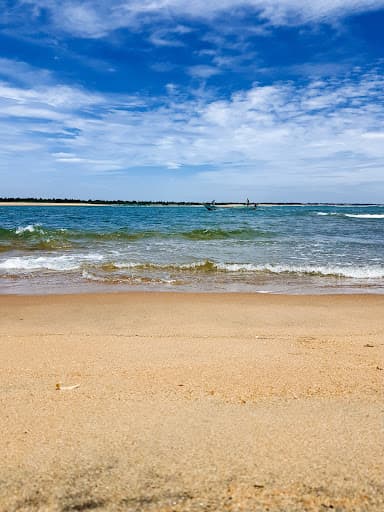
[1,1,384,202]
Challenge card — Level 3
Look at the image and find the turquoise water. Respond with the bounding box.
[0,204,383,294]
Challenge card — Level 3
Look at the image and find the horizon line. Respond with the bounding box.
[0,198,382,206]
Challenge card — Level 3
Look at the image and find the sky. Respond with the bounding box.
[0,1,384,202]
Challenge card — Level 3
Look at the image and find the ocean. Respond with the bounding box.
[0,204,383,294]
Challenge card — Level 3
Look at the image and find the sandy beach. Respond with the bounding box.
[0,293,383,511]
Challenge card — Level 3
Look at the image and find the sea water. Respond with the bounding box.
[0,204,383,294]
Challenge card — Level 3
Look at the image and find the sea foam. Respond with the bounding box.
[316,212,384,219]
[15,224,41,234]
[344,214,384,219]
[212,262,384,278]
[90,260,384,279]
[0,253,104,272]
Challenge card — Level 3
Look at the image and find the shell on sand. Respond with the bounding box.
[55,383,80,391]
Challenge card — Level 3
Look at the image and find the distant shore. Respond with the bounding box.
[0,200,382,207]
[0,201,107,207]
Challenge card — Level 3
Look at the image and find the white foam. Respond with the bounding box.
[138,260,384,279]
[15,224,41,234]
[82,269,180,285]
[316,212,384,219]
[0,253,103,272]
[2,256,382,280]
[216,262,384,278]
[113,261,142,269]
[344,214,384,219]
[81,270,100,281]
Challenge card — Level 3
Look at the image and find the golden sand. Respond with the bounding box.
[0,293,383,511]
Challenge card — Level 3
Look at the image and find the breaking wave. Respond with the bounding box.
[344,214,384,219]
[180,228,270,239]
[316,212,384,219]
[0,225,272,252]
[1,257,382,280]
[0,253,103,271]
[0,225,72,251]
[15,224,40,234]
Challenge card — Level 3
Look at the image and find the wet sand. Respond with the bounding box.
[0,293,383,511]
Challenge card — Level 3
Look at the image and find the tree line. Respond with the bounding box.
[0,197,202,205]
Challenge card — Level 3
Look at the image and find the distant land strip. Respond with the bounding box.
[0,197,381,206]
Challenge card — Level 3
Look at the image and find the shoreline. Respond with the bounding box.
[0,201,107,207]
[1,289,384,298]
[1,291,383,511]
[2,286,384,296]
[1,201,382,207]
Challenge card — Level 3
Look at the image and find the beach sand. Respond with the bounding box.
[0,293,383,511]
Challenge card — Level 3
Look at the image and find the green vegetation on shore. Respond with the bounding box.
[0,197,379,206]
[0,197,201,206]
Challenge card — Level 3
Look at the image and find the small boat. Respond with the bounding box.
[204,202,217,211]
[204,200,257,211]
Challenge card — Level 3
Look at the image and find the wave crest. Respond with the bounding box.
[316,212,384,219]
[0,225,273,253]
[0,255,383,280]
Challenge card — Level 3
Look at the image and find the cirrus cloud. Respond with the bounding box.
[6,0,384,39]
[0,59,383,194]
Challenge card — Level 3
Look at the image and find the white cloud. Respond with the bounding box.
[0,80,103,108]
[187,65,221,78]
[361,131,384,139]
[0,58,53,86]
[0,59,383,199]
[10,1,384,38]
